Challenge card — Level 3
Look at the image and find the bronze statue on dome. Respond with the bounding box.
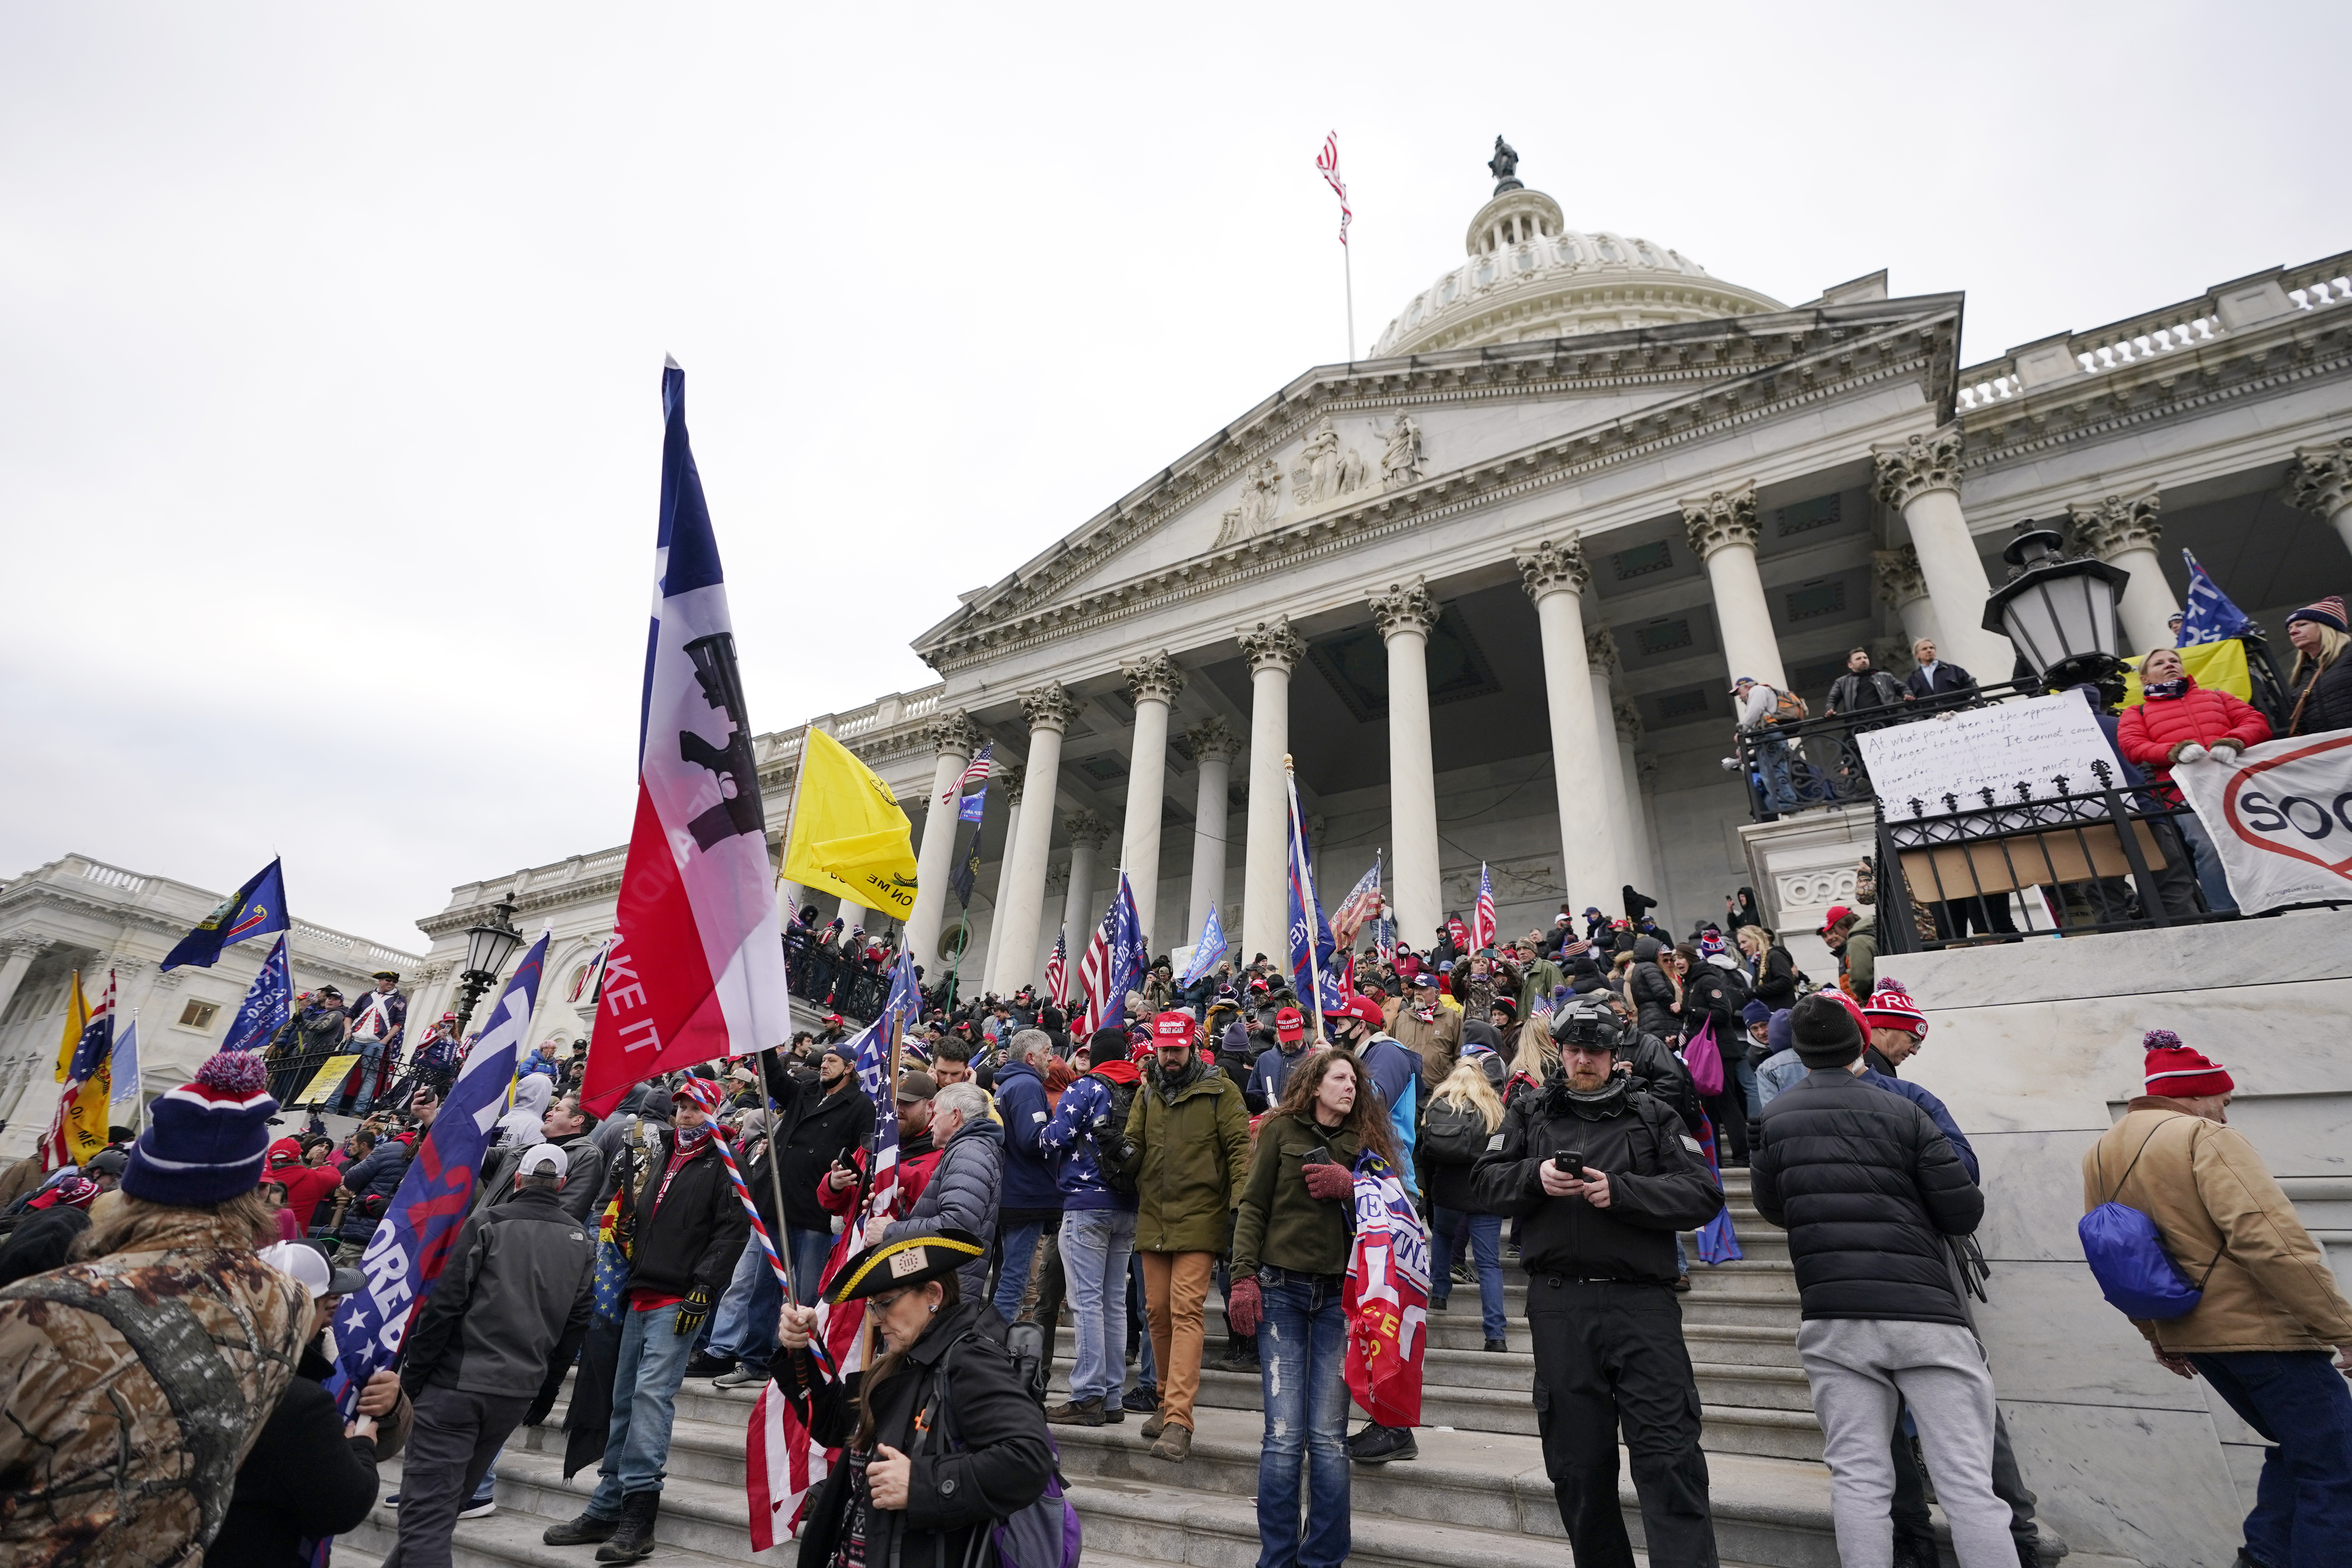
[1488,136,1522,192]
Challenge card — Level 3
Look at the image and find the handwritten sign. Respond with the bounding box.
[294,1053,362,1105]
[1857,694,2118,818]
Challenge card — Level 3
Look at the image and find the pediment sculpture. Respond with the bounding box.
[1292,416,1370,506]
[1380,413,1423,490]
[1213,457,1287,548]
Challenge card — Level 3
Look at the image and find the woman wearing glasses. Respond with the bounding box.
[776,1228,1055,1568]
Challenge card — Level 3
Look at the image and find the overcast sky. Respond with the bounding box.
[4,2,2343,949]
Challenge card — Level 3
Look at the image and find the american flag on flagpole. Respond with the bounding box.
[1316,131,1351,245]
[1044,926,1069,1008]
[944,741,995,803]
[1329,855,1383,947]
[566,937,613,1004]
[1471,863,1497,953]
[1076,875,1145,1038]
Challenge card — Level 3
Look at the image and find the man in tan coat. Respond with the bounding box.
[1389,972,1461,1089]
[2081,1031,2352,1567]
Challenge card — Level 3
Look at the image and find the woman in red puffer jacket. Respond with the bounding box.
[2116,646,2273,797]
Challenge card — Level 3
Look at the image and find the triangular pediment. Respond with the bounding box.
[915,294,1962,671]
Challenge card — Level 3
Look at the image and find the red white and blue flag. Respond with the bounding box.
[1044,926,1069,1008]
[1076,874,1146,1038]
[946,740,995,804]
[567,937,613,1004]
[1316,131,1351,246]
[1285,769,1346,1023]
[583,362,792,1116]
[1329,855,1382,948]
[1472,862,1497,953]
[1344,1147,1430,1427]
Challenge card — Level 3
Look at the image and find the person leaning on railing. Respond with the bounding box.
[2283,595,2352,735]
[2116,646,2270,916]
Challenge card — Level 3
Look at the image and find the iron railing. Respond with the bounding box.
[1729,677,2043,822]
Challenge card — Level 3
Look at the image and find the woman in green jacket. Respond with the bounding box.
[1226,1050,1403,1568]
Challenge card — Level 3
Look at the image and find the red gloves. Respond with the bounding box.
[1301,1160,1354,1202]
[1226,1274,1263,1336]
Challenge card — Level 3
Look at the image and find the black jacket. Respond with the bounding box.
[1617,1031,1699,1132]
[402,1185,597,1397]
[1470,1074,1723,1285]
[785,1299,1055,1568]
[1749,1068,1984,1324]
[214,1342,390,1566]
[1679,964,1743,1064]
[2287,651,2352,736]
[1628,960,1679,1041]
[0,1206,90,1287]
[612,1128,751,1301]
[1827,668,1906,715]
[773,1070,878,1233]
[1751,946,1798,1009]
[1904,661,1975,700]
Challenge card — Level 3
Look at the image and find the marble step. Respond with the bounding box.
[1201,1258,1801,1314]
[1408,1314,1801,1363]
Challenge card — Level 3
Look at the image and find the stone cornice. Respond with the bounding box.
[417,872,626,940]
[916,299,1962,673]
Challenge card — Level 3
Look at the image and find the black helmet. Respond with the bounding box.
[1551,1004,1619,1049]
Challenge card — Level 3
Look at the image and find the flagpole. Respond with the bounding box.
[1343,241,1356,363]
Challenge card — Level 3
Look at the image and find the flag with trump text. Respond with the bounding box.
[327,930,546,1412]
[1343,1147,1430,1427]
[749,952,919,1549]
[1284,769,1345,1017]
[584,364,793,1117]
[220,933,292,1053]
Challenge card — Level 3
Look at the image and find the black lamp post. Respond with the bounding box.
[451,892,525,1036]
[1981,521,2131,690]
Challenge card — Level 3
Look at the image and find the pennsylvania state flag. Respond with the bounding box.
[162,858,290,971]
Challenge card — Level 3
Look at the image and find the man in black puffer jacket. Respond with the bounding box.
[1749,994,2013,1568]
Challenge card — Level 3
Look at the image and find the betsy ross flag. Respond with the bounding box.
[1043,926,1069,1007]
[749,952,920,1549]
[1328,855,1382,948]
[1077,874,1146,1037]
[1343,1147,1431,1428]
[583,363,792,1117]
[1471,863,1497,953]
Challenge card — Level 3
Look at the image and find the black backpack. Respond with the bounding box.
[1088,1071,1142,1196]
[1421,1097,1495,1166]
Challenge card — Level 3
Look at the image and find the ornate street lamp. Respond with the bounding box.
[451,892,524,1036]
[1981,521,2131,689]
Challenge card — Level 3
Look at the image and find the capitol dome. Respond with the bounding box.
[1370,151,1784,357]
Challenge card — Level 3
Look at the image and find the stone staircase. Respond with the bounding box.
[334,1171,2058,1568]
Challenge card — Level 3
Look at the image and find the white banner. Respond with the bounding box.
[1855,693,2117,820]
[2171,728,2352,912]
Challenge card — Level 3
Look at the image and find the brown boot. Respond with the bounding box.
[1149,1424,1192,1462]
[1139,1410,1167,1440]
[1044,1397,1105,1427]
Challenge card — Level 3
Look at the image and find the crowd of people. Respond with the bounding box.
[1,838,2348,1566]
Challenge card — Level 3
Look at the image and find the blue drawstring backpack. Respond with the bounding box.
[921,1333,1084,1568]
[2079,1120,2221,1319]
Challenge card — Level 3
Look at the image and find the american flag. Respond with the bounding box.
[1316,131,1351,246]
[567,937,613,1003]
[944,741,995,803]
[748,949,919,1550]
[1472,863,1497,953]
[1076,874,1145,1038]
[1329,855,1383,947]
[1044,926,1069,1007]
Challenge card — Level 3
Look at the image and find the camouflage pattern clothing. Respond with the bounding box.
[0,1207,308,1566]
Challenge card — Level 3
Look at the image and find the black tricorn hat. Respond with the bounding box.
[823,1227,985,1305]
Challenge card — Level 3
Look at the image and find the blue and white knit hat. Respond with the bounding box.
[122,1050,279,1206]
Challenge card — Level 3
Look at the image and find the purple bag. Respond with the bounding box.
[1682,1018,1725,1098]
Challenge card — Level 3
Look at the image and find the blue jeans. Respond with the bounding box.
[786,1225,833,1308]
[1130,1253,1158,1387]
[1430,1207,1506,1342]
[351,1038,385,1112]
[2189,1350,2352,1567]
[2178,813,2238,913]
[588,1303,700,1514]
[1255,1268,1351,1568]
[708,1242,784,1373]
[1060,1208,1137,1405]
[1755,734,1798,812]
[994,1220,1047,1322]
[1736,1053,1760,1123]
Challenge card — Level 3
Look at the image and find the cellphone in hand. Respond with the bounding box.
[1299,1148,1333,1166]
[1552,1151,1586,1180]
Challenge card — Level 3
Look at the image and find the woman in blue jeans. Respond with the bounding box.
[1421,1058,1509,1349]
[1225,1051,1403,1568]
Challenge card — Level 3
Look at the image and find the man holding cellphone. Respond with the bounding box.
[1473,1007,1728,1568]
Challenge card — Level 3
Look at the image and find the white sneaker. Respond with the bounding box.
[459,1500,497,1520]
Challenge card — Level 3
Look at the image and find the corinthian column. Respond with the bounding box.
[993,687,1078,995]
[1184,718,1241,948]
[1617,701,1658,893]
[1872,428,2014,678]
[1583,624,1638,897]
[0,938,48,1032]
[1681,482,1788,691]
[1118,653,1184,949]
[1514,539,1617,911]
[2067,489,2177,654]
[1871,544,1945,662]
[2287,437,2352,559]
[904,711,983,969]
[1371,580,1444,942]
[981,766,1026,995]
[1238,617,1304,969]
[1062,811,1112,949]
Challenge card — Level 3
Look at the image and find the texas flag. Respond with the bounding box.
[583,362,792,1116]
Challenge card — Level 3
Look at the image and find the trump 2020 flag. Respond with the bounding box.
[2177,550,2256,647]
[1343,1147,1429,1427]
[162,857,290,971]
[328,930,547,1409]
[584,363,792,1117]
[220,933,293,1053]
[1283,769,1345,1019]
[1179,900,1227,987]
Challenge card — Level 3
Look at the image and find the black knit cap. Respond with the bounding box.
[1789,993,1863,1070]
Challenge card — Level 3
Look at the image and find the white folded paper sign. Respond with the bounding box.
[1856,693,2119,819]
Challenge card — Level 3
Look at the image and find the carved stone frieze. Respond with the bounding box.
[1679,481,1760,562]
[1064,810,1113,851]
[1213,458,1288,548]
[1291,417,1373,507]
[1871,545,1930,608]
[1380,414,1425,490]
[1871,426,1965,510]
[927,710,985,760]
[2286,436,2352,519]
[1018,684,1082,735]
[1444,854,1555,905]
[1370,579,1442,641]
[2067,488,2163,560]
[1515,537,1590,603]
[1123,652,1186,707]
[1184,716,1241,765]
[1239,617,1305,676]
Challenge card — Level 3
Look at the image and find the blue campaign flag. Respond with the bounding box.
[108,1020,142,1111]
[327,929,548,1414]
[1087,874,1148,1032]
[957,789,987,823]
[1283,775,1346,1016]
[1179,902,1227,986]
[956,742,994,822]
[2177,550,2256,646]
[220,934,293,1053]
[162,858,290,971]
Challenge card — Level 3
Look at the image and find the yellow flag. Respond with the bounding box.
[782,728,919,918]
[60,1059,111,1166]
[52,971,88,1083]
[2123,639,2253,705]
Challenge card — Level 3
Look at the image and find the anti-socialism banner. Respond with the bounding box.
[2172,730,2352,912]
[583,361,793,1116]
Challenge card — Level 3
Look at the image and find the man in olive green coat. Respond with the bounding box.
[1113,1011,1252,1462]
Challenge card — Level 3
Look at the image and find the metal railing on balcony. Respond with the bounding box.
[1729,677,2043,822]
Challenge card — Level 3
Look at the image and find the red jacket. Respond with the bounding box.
[815,1136,942,1221]
[2117,679,2271,795]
